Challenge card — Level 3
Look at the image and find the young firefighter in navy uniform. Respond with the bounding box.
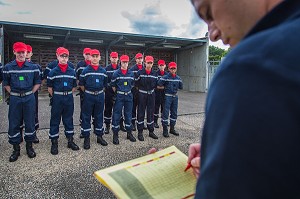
[104,51,120,134]
[158,62,183,137]
[129,53,144,131]
[79,49,108,149]
[154,59,167,128]
[76,48,91,138]
[47,47,79,155]
[2,42,41,162]
[111,55,136,144]
[135,56,158,141]
[43,47,75,107]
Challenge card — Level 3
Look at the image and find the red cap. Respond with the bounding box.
[56,47,65,54]
[120,55,129,62]
[13,42,27,53]
[158,60,165,65]
[90,49,100,56]
[110,52,118,58]
[168,62,177,69]
[145,56,154,62]
[135,53,143,59]
[83,48,91,55]
[26,45,32,52]
[57,47,69,56]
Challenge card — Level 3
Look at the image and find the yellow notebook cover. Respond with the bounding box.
[94,145,197,199]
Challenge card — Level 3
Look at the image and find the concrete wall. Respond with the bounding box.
[177,43,208,92]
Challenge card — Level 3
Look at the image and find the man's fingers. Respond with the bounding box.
[148,148,157,154]
[191,157,200,167]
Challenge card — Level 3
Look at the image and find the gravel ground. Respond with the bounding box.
[0,91,206,198]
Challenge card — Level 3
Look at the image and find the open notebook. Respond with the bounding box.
[94,145,197,199]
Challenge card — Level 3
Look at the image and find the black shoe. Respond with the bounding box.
[97,135,108,146]
[9,144,20,162]
[113,132,119,145]
[169,126,179,136]
[79,133,84,139]
[84,136,90,149]
[149,131,158,139]
[163,126,169,137]
[154,122,159,128]
[67,137,80,150]
[127,131,136,142]
[104,124,110,134]
[137,131,144,141]
[26,142,36,158]
[51,139,58,155]
[132,123,136,131]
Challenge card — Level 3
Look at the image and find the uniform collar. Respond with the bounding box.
[246,0,300,39]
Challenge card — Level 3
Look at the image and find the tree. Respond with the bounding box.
[209,46,230,61]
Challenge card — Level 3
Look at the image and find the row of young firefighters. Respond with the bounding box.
[0,42,183,162]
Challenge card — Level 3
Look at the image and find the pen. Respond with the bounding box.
[184,163,192,172]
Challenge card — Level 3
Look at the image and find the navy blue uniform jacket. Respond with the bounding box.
[196,0,300,198]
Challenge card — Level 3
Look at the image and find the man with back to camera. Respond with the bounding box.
[184,0,300,198]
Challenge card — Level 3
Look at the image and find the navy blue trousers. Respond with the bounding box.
[8,94,36,145]
[137,92,155,131]
[112,93,133,133]
[161,95,178,127]
[131,87,138,124]
[49,94,74,139]
[81,92,105,137]
[154,89,165,121]
[104,87,115,125]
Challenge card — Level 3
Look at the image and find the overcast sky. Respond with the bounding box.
[0,0,229,49]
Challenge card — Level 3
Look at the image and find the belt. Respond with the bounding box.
[10,91,33,97]
[54,91,73,95]
[165,93,177,97]
[139,89,155,94]
[117,91,131,95]
[85,89,104,95]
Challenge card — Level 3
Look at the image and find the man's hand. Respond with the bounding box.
[48,87,53,97]
[188,143,201,178]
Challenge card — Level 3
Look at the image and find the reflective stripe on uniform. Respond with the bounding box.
[47,75,76,80]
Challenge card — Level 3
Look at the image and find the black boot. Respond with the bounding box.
[120,119,126,132]
[51,139,58,155]
[104,124,110,134]
[127,131,136,142]
[137,131,144,141]
[67,137,80,151]
[97,135,108,146]
[79,133,84,139]
[149,131,158,139]
[169,125,179,136]
[113,132,119,145]
[163,126,169,137]
[9,144,20,162]
[83,136,90,149]
[132,121,136,131]
[26,142,36,158]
